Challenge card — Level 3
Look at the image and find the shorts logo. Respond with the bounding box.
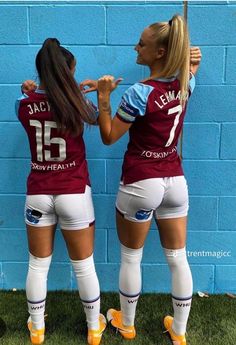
[135,209,152,220]
[26,208,42,224]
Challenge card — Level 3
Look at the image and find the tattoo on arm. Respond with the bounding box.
[100,100,111,113]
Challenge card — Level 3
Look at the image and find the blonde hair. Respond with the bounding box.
[149,14,190,105]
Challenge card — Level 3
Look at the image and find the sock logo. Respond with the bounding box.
[30,305,45,310]
[175,302,191,307]
[83,304,94,309]
[128,298,139,304]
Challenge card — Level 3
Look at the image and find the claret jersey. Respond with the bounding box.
[16,89,93,195]
[116,76,195,184]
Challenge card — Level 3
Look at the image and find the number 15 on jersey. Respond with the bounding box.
[30,120,66,162]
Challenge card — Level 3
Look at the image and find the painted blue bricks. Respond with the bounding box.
[0,0,235,294]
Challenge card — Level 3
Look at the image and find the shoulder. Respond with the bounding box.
[15,93,30,117]
[16,92,30,102]
[117,83,154,122]
[123,82,154,103]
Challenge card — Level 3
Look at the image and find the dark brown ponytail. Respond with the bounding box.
[36,38,97,135]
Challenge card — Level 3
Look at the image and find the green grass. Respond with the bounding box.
[0,291,236,344]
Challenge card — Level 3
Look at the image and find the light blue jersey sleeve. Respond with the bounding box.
[15,93,29,118]
[189,73,196,94]
[117,83,154,123]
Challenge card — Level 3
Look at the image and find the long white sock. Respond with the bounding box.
[164,247,193,335]
[119,244,143,326]
[71,254,100,330]
[26,253,52,330]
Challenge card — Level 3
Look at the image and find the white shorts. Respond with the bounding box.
[25,185,95,230]
[116,176,189,222]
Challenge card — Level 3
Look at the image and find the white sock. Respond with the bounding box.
[71,254,100,330]
[164,247,193,335]
[26,253,52,330]
[119,244,143,326]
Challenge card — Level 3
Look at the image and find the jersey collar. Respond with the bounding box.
[153,76,177,82]
[35,88,46,94]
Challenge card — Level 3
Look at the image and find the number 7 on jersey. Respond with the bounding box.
[165,104,182,147]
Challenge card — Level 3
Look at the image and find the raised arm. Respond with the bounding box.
[190,46,202,76]
[97,75,130,145]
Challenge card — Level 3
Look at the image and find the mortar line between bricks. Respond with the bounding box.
[216,196,219,231]
[106,228,109,263]
[0,1,187,4]
[104,160,107,193]
[26,6,30,44]
[213,264,216,293]
[105,5,108,45]
[218,123,222,159]
[223,47,227,84]
[2,44,236,48]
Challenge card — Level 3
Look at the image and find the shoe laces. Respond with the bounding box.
[116,325,133,334]
[163,328,187,343]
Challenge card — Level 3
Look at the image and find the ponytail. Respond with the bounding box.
[36,38,96,135]
[150,14,190,105]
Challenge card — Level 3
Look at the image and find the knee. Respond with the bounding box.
[163,247,189,268]
[28,253,52,272]
[121,244,143,264]
[71,254,96,277]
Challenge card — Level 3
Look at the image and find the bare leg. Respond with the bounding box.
[116,211,151,249]
[156,217,187,249]
[61,224,94,260]
[27,224,56,257]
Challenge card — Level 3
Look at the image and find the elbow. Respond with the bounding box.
[101,134,115,145]
[102,137,113,145]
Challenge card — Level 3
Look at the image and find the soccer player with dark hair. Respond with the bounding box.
[16,38,106,345]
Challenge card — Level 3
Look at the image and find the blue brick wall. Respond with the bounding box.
[0,0,235,294]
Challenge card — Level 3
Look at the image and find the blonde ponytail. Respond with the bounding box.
[150,14,190,106]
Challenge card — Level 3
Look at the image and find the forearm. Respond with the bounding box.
[190,47,202,76]
[190,64,200,76]
[98,94,113,145]
[97,75,128,145]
